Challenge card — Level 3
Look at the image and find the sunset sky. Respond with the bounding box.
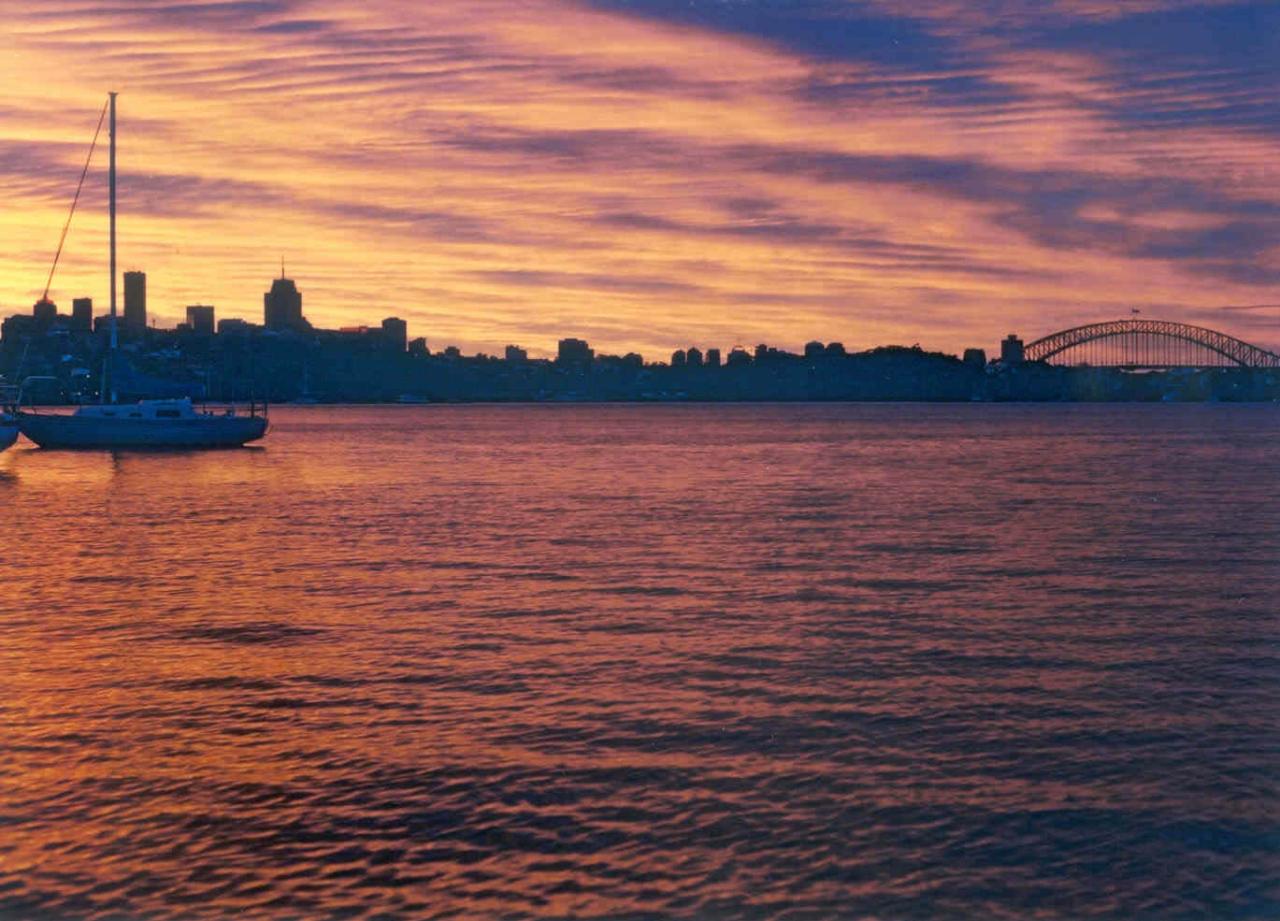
[1,0,1276,358]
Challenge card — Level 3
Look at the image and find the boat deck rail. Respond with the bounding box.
[10,377,268,418]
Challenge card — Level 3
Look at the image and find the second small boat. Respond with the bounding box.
[0,412,18,452]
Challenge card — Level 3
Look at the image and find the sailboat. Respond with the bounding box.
[0,411,17,452]
[14,93,268,449]
[16,390,268,449]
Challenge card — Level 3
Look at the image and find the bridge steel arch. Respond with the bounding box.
[1023,319,1280,369]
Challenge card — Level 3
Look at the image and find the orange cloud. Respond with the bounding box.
[0,0,1276,358]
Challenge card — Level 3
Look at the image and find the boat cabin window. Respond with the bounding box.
[156,409,181,418]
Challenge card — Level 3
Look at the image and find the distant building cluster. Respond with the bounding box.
[0,269,419,402]
[4,271,1269,405]
[3,269,411,355]
[2,265,1027,380]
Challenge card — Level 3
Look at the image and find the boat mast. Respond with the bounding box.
[106,91,118,404]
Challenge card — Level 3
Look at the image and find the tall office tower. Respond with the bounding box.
[72,297,93,332]
[264,272,305,331]
[123,270,146,334]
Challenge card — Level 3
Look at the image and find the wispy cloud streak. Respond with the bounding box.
[0,0,1275,355]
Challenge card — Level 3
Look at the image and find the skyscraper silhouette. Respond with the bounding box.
[72,297,93,332]
[264,271,306,331]
[124,271,146,334]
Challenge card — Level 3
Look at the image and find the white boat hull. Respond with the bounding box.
[16,411,267,449]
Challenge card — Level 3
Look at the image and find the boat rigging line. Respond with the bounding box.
[42,96,109,302]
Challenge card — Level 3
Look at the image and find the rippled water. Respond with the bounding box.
[2,404,1277,920]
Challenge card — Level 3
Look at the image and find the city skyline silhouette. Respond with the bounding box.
[0,2,1276,360]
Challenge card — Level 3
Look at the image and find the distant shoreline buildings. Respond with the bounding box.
[2,269,1276,405]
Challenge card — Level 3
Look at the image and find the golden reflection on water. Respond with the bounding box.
[1,405,1278,919]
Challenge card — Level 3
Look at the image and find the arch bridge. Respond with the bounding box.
[1023,319,1280,369]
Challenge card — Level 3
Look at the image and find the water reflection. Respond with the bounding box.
[1,404,1277,919]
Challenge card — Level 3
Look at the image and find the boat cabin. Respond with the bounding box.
[73,398,233,420]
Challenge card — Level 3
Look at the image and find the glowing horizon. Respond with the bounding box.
[1,0,1276,359]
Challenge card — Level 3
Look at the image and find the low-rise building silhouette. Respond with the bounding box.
[382,317,407,352]
[186,305,215,336]
[558,338,593,365]
[33,297,57,327]
[1001,334,1025,365]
